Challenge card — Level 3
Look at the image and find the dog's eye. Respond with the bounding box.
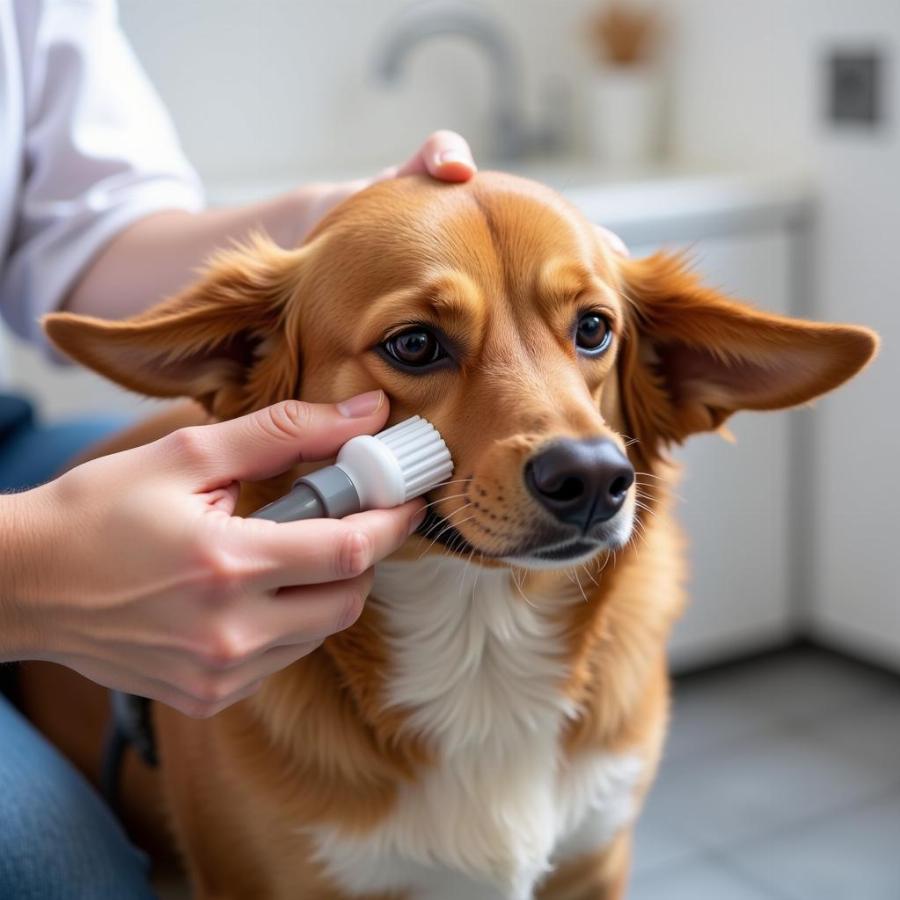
[575,311,613,355]
[382,328,447,369]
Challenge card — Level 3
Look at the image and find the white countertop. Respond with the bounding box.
[207,160,816,245]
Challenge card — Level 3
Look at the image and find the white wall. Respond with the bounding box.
[116,0,601,183]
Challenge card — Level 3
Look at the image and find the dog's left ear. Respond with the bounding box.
[618,252,879,450]
[44,235,309,418]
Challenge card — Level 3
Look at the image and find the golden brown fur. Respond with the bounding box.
[31,173,877,898]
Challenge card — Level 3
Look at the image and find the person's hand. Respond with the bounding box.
[294,129,477,242]
[596,225,630,258]
[2,392,424,718]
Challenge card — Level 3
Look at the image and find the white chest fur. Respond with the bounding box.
[309,556,643,900]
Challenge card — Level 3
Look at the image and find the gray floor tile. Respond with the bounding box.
[632,813,699,874]
[664,649,896,764]
[631,853,784,900]
[802,694,900,772]
[642,726,893,849]
[664,683,782,764]
[726,786,900,900]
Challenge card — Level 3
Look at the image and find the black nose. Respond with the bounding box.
[524,439,635,531]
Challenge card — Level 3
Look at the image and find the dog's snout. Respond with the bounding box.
[524,439,634,530]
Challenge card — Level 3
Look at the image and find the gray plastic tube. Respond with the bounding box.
[250,466,361,523]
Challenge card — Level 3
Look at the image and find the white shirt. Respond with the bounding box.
[0,0,202,357]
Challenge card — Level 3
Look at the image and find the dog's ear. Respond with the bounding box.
[44,235,308,418]
[618,252,878,451]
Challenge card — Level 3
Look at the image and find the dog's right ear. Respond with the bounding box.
[44,235,309,418]
[617,251,878,454]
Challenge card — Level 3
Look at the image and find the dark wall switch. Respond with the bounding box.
[827,50,884,126]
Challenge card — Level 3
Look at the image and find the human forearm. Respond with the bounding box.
[65,131,477,322]
[0,489,54,662]
[65,186,329,320]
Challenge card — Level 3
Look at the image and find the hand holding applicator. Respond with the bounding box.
[251,416,452,523]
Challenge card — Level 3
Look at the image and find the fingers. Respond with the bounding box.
[166,641,321,718]
[161,392,389,486]
[66,639,321,719]
[165,638,325,718]
[266,570,373,643]
[60,653,240,720]
[244,499,425,590]
[396,130,477,182]
[595,225,630,258]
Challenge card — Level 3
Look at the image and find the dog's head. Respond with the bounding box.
[46,173,877,569]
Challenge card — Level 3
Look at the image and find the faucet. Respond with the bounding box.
[371,0,566,161]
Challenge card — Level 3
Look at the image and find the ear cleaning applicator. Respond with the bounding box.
[250,416,453,523]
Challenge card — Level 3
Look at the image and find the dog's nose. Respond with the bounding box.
[525,439,635,530]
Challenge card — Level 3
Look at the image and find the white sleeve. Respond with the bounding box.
[0,0,204,347]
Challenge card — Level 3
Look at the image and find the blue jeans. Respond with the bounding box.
[0,395,127,491]
[0,395,155,898]
[0,698,156,899]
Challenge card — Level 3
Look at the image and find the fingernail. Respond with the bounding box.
[408,506,427,535]
[437,149,475,168]
[337,390,384,418]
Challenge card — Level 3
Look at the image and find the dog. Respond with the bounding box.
[38,172,876,899]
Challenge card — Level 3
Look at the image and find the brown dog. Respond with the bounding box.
[41,173,876,899]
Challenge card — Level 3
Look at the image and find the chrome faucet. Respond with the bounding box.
[371,0,567,161]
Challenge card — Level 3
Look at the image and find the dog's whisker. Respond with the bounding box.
[573,567,588,603]
[626,520,649,558]
[420,501,472,534]
[470,552,484,605]
[594,551,612,578]
[428,477,474,490]
[510,567,538,610]
[458,547,477,602]
[634,487,661,512]
[419,493,471,511]
[580,563,600,589]
[416,504,475,559]
[425,514,475,551]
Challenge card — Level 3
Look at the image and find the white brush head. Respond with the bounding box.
[336,416,453,510]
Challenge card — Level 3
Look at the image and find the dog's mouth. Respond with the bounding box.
[525,539,600,562]
[415,509,624,569]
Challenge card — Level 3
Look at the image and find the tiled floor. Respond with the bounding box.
[631,645,900,900]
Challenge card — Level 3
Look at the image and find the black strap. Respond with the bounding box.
[0,395,33,443]
[0,662,21,707]
[101,692,158,810]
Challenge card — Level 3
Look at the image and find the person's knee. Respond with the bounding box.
[0,698,154,899]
